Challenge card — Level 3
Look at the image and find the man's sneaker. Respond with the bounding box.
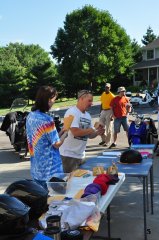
[103,144,108,147]
[109,143,117,149]
[99,141,105,146]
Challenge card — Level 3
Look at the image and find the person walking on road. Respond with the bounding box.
[109,86,131,148]
[98,83,115,146]
[60,90,105,173]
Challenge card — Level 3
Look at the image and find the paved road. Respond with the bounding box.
[0,104,159,240]
[52,102,158,118]
[0,104,158,192]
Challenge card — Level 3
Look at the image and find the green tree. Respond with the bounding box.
[8,43,57,98]
[141,26,157,46]
[131,39,142,63]
[27,61,59,101]
[0,46,24,107]
[50,5,133,95]
[0,43,59,106]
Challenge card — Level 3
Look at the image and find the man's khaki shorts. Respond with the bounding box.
[61,155,84,173]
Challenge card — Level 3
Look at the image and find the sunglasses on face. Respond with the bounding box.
[78,90,92,98]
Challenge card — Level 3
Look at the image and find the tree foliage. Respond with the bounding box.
[0,45,23,106]
[0,43,58,107]
[131,39,142,63]
[141,26,157,46]
[50,5,133,95]
[27,61,58,100]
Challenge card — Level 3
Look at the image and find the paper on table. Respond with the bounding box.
[103,151,121,156]
[74,189,84,199]
[97,156,115,158]
[73,169,88,177]
[63,115,74,130]
[86,210,101,232]
[47,195,65,204]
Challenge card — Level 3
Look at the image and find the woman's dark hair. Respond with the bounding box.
[33,85,57,112]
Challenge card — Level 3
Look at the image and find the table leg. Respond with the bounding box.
[143,177,147,240]
[146,177,149,212]
[150,166,154,214]
[151,164,154,197]
[107,205,111,238]
[91,206,121,240]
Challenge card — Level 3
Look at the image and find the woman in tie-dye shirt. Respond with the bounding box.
[26,86,66,190]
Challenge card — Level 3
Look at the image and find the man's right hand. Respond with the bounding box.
[96,128,105,136]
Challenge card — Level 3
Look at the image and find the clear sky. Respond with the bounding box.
[0,0,159,52]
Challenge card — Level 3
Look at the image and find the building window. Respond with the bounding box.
[147,50,154,59]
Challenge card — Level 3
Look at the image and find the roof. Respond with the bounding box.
[133,58,159,69]
[142,37,159,50]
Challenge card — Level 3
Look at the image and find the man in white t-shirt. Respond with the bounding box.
[60,90,104,172]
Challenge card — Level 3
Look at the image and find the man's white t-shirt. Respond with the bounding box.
[60,106,93,159]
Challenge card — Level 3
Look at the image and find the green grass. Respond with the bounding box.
[0,95,100,116]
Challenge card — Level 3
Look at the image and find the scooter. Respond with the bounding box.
[129,90,157,107]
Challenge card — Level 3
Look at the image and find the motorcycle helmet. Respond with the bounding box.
[120,149,143,164]
[5,179,48,220]
[0,194,30,235]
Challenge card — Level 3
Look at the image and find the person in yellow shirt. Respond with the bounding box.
[99,83,115,146]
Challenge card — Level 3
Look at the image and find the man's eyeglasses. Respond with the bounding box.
[78,90,92,99]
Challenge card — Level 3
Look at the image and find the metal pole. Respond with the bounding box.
[147,68,149,86]
[158,93,159,141]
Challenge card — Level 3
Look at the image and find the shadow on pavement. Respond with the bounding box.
[0,150,28,164]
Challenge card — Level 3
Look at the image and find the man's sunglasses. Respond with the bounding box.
[78,90,92,98]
